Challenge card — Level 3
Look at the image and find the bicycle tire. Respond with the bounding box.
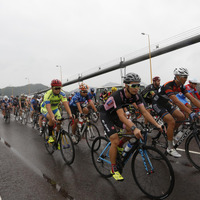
[68,121,81,145]
[131,145,174,199]
[43,129,55,154]
[60,130,75,165]
[91,136,112,178]
[85,123,100,148]
[185,131,200,170]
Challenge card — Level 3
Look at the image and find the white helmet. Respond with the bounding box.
[189,78,198,84]
[3,96,8,100]
[173,68,189,76]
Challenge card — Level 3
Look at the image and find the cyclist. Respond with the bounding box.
[69,83,98,142]
[185,78,200,110]
[1,96,12,119]
[100,73,162,181]
[12,95,19,115]
[152,68,200,158]
[140,76,161,126]
[41,79,72,143]
[99,88,111,104]
[19,94,27,120]
[88,88,97,103]
[30,94,39,123]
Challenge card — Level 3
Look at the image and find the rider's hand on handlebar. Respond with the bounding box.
[133,128,144,140]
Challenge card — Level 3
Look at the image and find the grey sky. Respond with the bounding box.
[0,0,200,91]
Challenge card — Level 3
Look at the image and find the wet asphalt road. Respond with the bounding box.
[0,115,200,200]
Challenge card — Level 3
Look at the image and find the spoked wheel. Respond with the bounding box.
[68,121,81,145]
[91,136,112,178]
[85,123,100,148]
[185,131,200,170]
[60,130,75,165]
[43,129,55,154]
[132,145,174,200]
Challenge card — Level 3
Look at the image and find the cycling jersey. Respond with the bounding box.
[185,84,200,100]
[103,88,143,115]
[153,80,188,104]
[2,99,11,107]
[140,84,159,104]
[176,92,190,106]
[41,89,67,110]
[13,98,19,106]
[88,92,96,102]
[69,92,91,107]
[19,97,26,108]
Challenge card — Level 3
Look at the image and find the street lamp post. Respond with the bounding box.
[56,65,62,82]
[25,77,30,95]
[141,33,153,83]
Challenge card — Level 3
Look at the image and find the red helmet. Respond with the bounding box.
[51,79,62,87]
[153,76,161,82]
[79,83,89,91]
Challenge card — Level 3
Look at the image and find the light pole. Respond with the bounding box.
[56,65,62,82]
[25,77,30,95]
[141,32,153,83]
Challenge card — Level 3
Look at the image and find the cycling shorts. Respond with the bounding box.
[41,107,61,120]
[152,101,176,119]
[100,105,124,137]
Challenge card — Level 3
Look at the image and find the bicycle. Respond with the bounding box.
[4,107,11,123]
[68,114,100,148]
[32,111,40,129]
[149,118,200,170]
[91,131,175,200]
[44,117,75,165]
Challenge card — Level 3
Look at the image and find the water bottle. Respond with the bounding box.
[78,117,83,128]
[122,143,132,157]
[174,131,184,141]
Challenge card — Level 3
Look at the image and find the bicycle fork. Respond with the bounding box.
[139,147,154,175]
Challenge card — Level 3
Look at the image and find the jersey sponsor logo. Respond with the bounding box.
[106,99,113,106]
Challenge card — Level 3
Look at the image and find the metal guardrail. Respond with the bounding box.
[38,34,200,94]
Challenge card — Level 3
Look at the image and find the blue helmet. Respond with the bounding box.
[90,88,95,92]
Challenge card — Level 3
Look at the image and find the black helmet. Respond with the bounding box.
[123,73,141,83]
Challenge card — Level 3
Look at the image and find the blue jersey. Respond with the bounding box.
[2,99,10,107]
[31,99,38,109]
[88,92,96,101]
[69,92,91,107]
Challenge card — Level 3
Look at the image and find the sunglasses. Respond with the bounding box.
[180,76,188,78]
[127,84,140,88]
[81,91,88,93]
[54,87,61,90]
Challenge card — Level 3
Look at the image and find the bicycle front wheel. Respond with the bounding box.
[132,145,174,200]
[85,123,100,148]
[185,131,200,170]
[43,129,55,154]
[91,136,112,178]
[60,130,75,165]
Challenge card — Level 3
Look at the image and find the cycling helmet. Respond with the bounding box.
[153,76,161,82]
[51,79,62,87]
[90,88,95,92]
[79,83,89,91]
[173,68,189,76]
[21,93,25,97]
[111,87,117,92]
[3,96,8,100]
[33,94,38,98]
[189,78,198,84]
[123,73,141,83]
[104,87,108,92]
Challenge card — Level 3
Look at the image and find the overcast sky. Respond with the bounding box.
[0,0,200,92]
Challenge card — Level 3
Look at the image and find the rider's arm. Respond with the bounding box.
[88,100,97,112]
[185,93,200,109]
[76,102,83,114]
[62,101,72,118]
[19,100,22,109]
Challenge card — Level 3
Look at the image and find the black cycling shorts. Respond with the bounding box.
[152,101,176,119]
[100,105,123,137]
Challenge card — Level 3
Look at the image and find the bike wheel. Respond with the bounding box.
[23,112,28,125]
[43,129,55,154]
[91,136,112,178]
[60,130,75,165]
[68,121,81,145]
[131,145,174,200]
[185,131,200,170]
[85,123,100,148]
